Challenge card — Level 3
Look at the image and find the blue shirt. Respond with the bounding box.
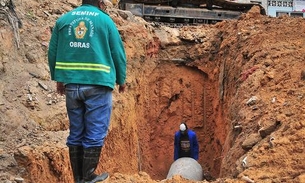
[174,129,199,161]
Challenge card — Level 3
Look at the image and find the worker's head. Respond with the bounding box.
[179,122,188,135]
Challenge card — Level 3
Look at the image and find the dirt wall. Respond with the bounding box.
[1,1,305,183]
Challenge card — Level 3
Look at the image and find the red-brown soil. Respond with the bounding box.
[1,0,305,183]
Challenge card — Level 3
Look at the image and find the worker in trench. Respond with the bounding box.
[48,0,127,182]
[174,122,199,161]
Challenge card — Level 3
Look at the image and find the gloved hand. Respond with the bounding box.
[56,82,65,95]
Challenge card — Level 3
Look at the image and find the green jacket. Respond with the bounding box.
[48,5,126,89]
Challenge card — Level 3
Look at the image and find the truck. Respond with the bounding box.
[118,0,266,24]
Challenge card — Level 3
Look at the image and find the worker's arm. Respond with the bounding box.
[173,133,179,161]
[192,132,199,160]
[48,24,58,80]
[108,19,126,87]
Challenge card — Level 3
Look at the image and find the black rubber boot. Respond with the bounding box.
[83,147,109,183]
[69,146,84,183]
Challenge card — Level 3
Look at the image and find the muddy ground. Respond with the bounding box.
[0,0,305,183]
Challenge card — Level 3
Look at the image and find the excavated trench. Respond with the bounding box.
[12,22,233,182]
[133,61,227,180]
[14,59,229,183]
[5,2,303,183]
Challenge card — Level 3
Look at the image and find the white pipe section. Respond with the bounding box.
[166,157,203,181]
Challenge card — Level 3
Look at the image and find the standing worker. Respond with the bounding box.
[48,0,127,182]
[174,122,199,161]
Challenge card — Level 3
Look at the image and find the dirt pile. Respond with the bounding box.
[0,0,305,183]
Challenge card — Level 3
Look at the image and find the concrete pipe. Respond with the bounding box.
[166,157,203,181]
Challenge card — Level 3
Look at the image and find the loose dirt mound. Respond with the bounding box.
[1,0,305,183]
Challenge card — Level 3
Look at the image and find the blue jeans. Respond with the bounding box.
[65,84,112,148]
